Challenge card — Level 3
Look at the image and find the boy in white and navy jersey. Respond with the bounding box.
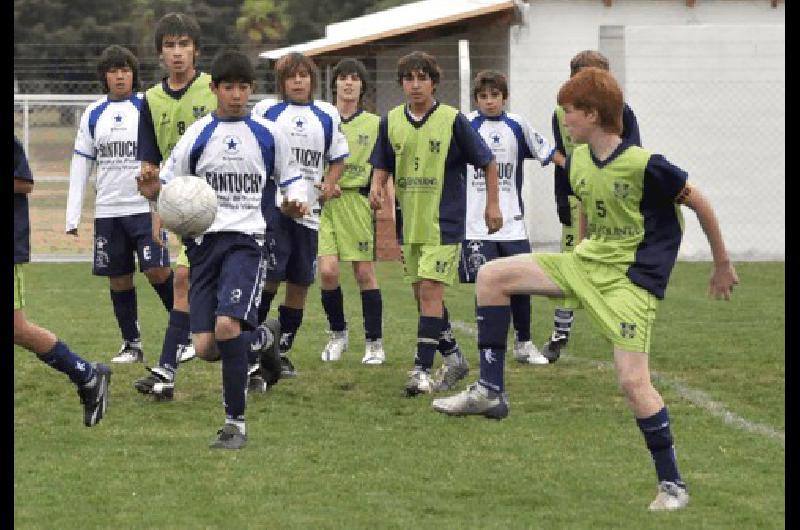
[66,45,175,366]
[460,70,554,365]
[138,49,307,449]
[251,52,349,378]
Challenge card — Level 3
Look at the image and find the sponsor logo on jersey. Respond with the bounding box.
[396,176,436,188]
[97,140,137,159]
[291,147,322,168]
[205,172,263,193]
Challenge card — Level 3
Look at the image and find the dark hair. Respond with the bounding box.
[472,70,508,101]
[274,52,318,101]
[569,50,609,77]
[557,67,623,134]
[210,49,255,85]
[97,45,139,93]
[396,51,441,86]
[154,12,201,53]
[330,58,369,99]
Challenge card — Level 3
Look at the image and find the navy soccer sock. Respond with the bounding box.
[510,294,531,343]
[321,286,346,332]
[38,340,95,386]
[415,315,443,371]
[476,305,511,393]
[278,305,303,355]
[360,289,383,341]
[257,290,276,324]
[158,310,190,371]
[217,333,250,421]
[150,270,174,311]
[637,407,685,486]
[110,288,140,343]
[438,305,460,357]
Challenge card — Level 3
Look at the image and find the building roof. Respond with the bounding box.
[260,0,517,60]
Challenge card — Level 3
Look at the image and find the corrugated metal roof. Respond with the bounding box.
[259,0,516,60]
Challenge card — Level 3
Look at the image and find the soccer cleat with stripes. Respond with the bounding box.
[541,332,568,363]
[78,363,112,427]
[404,368,435,397]
[513,340,549,365]
[648,481,689,511]
[321,329,348,361]
[431,382,509,420]
[133,366,175,401]
[361,338,386,365]
[111,340,144,363]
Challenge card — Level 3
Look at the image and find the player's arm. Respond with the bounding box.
[320,159,345,201]
[455,112,502,233]
[368,116,393,210]
[136,96,162,185]
[14,178,33,194]
[66,108,96,236]
[481,159,502,234]
[678,183,738,300]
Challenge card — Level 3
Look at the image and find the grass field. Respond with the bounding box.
[14,261,784,528]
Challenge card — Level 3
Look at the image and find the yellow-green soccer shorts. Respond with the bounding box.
[534,252,658,353]
[318,190,375,262]
[560,195,581,253]
[14,264,25,310]
[176,244,190,268]
[401,243,460,286]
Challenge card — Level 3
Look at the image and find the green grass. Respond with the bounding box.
[14,261,784,529]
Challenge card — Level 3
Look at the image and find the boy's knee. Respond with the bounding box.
[214,318,241,341]
[144,266,171,284]
[192,335,219,361]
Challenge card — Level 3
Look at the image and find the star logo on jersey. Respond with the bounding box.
[114,113,123,123]
[293,116,306,131]
[489,132,502,145]
[223,135,241,154]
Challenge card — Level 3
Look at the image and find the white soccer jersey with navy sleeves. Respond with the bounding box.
[66,94,148,231]
[251,98,349,230]
[160,113,305,236]
[465,111,555,241]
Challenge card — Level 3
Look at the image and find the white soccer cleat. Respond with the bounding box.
[513,340,549,365]
[648,481,689,511]
[321,329,348,361]
[432,382,509,419]
[361,338,386,365]
[404,368,435,396]
[177,342,196,363]
[111,340,144,363]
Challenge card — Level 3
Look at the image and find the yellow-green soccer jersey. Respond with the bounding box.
[339,110,380,189]
[146,72,217,161]
[566,143,687,299]
[371,103,493,245]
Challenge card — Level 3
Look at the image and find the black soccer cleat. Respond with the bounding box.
[254,318,283,386]
[541,332,568,363]
[78,363,112,427]
[133,366,175,401]
[209,423,247,450]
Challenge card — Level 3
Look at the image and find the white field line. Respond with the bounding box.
[451,320,784,446]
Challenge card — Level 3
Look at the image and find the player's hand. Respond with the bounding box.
[66,228,78,238]
[315,182,341,201]
[708,261,738,301]
[281,198,309,219]
[151,213,164,248]
[136,162,161,200]
[484,204,503,234]
[369,185,383,211]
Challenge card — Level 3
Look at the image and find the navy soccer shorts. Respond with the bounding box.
[185,232,267,333]
[263,212,318,286]
[458,238,532,283]
[92,213,169,276]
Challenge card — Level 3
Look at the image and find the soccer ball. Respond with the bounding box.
[157,175,217,238]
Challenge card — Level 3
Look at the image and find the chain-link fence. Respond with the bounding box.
[15,40,784,262]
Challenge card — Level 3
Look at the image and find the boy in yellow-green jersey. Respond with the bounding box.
[317,59,386,365]
[369,51,502,397]
[544,50,641,362]
[433,67,739,512]
[134,12,217,400]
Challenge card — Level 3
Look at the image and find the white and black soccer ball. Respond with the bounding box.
[157,175,217,238]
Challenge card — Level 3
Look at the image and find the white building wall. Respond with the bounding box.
[510,0,784,260]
